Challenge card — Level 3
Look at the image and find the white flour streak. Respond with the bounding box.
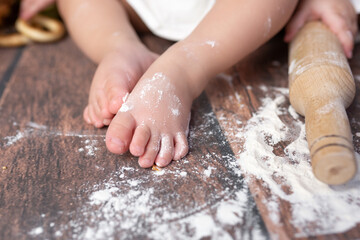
[29,227,44,236]
[4,131,25,146]
[2,122,105,148]
[27,122,47,130]
[171,108,180,116]
[119,102,133,112]
[288,105,299,119]
[83,139,99,156]
[204,166,216,177]
[122,92,129,103]
[52,134,265,240]
[231,87,360,237]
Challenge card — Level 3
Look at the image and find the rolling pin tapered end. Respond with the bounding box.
[313,146,357,185]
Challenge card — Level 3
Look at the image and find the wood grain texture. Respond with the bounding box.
[0,47,22,97]
[206,33,360,239]
[289,21,356,185]
[0,37,267,239]
[1,27,360,239]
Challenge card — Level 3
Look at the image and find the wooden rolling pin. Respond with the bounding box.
[288,21,357,185]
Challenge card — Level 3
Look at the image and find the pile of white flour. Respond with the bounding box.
[221,85,360,238]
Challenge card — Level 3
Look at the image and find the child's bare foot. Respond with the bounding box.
[105,67,194,168]
[84,43,158,128]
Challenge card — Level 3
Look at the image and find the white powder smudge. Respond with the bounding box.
[288,105,299,119]
[119,101,133,113]
[229,87,360,237]
[52,138,266,240]
[204,166,216,177]
[204,40,216,48]
[2,122,105,149]
[216,190,246,225]
[27,122,47,130]
[290,51,350,77]
[316,102,339,115]
[29,227,43,236]
[4,131,25,146]
[288,59,296,74]
[83,139,99,156]
[122,92,129,103]
[171,108,180,116]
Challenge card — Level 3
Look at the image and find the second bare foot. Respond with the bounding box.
[84,42,158,128]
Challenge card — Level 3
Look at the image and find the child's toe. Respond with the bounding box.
[88,105,103,128]
[96,94,113,120]
[155,135,174,167]
[102,118,112,126]
[106,112,136,154]
[129,124,151,156]
[138,136,160,168]
[83,106,92,124]
[173,132,189,160]
[107,86,129,114]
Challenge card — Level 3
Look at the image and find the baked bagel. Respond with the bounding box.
[15,14,65,42]
[0,14,65,47]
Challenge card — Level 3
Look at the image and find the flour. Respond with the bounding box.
[290,51,350,78]
[204,40,217,48]
[204,166,216,177]
[288,105,299,119]
[119,101,133,113]
[29,227,44,236]
[83,139,99,156]
[227,86,360,237]
[316,101,340,115]
[2,122,105,158]
[45,103,266,240]
[49,163,265,240]
[4,131,25,146]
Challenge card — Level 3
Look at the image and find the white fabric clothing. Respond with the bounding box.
[126,0,216,41]
[351,0,360,13]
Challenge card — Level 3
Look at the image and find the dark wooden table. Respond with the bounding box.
[0,31,360,239]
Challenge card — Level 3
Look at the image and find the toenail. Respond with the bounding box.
[140,158,154,168]
[103,119,111,125]
[94,122,103,128]
[132,145,143,155]
[156,159,168,167]
[109,137,125,149]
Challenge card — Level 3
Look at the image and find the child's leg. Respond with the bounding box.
[58,0,158,128]
[106,0,299,168]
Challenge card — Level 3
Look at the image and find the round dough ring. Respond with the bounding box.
[0,33,31,47]
[15,14,65,43]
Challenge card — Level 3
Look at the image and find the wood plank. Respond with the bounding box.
[0,47,23,98]
[0,37,268,239]
[206,34,360,239]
